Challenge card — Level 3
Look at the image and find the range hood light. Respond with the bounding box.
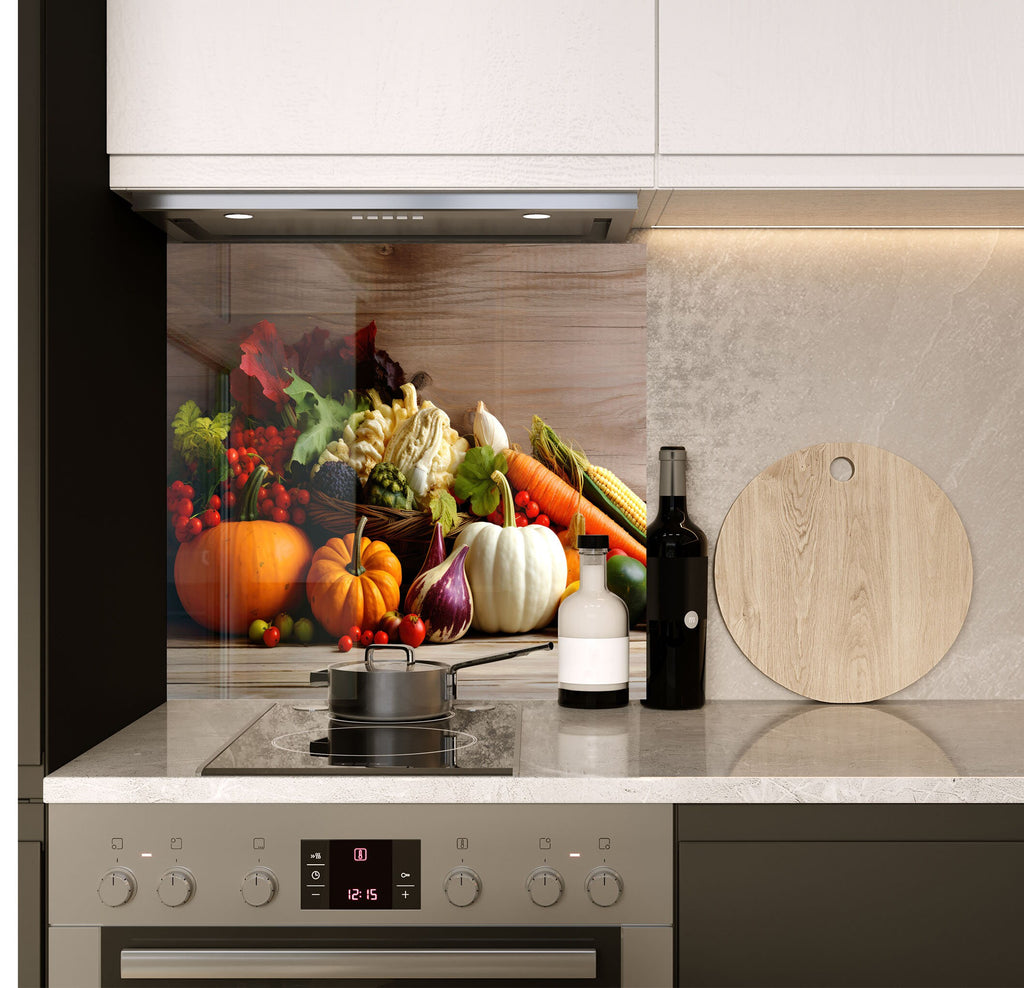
[523,212,552,220]
[223,212,254,220]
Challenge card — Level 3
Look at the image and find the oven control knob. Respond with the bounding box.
[98,868,136,907]
[241,867,278,907]
[443,867,481,907]
[157,868,196,907]
[526,867,564,907]
[585,867,623,907]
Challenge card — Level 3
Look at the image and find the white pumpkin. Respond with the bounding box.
[454,472,568,633]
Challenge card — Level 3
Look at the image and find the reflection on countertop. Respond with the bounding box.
[43,698,1024,805]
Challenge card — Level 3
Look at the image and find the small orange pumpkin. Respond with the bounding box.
[306,516,403,637]
[173,465,314,633]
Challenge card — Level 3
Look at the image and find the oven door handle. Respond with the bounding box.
[121,947,598,980]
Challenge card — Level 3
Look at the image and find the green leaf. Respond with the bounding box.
[285,373,369,468]
[169,400,233,508]
[452,445,507,517]
[429,489,459,535]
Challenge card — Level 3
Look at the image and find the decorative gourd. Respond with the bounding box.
[306,516,403,637]
[403,544,474,643]
[365,462,416,510]
[454,470,568,633]
[384,405,453,498]
[173,464,314,633]
[413,522,447,583]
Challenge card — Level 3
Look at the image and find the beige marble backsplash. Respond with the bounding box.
[635,228,1024,700]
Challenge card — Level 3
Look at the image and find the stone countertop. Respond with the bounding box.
[43,697,1024,804]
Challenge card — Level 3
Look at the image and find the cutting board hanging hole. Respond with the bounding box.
[830,456,854,482]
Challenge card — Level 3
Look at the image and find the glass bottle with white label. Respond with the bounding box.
[557,534,630,708]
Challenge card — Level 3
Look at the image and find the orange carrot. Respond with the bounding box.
[505,449,646,565]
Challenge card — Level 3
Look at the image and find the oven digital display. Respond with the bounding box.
[300,839,420,909]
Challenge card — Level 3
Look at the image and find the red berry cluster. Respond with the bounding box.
[230,421,300,478]
[487,487,550,528]
[257,481,311,525]
[167,480,223,543]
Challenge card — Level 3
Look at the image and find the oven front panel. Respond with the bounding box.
[49,803,672,928]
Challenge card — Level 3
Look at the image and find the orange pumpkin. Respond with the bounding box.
[173,466,314,633]
[306,516,403,637]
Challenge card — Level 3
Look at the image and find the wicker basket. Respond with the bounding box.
[307,491,475,580]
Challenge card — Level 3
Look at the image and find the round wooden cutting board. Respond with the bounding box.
[714,442,972,703]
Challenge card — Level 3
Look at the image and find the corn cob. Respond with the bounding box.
[529,416,646,544]
[585,465,647,534]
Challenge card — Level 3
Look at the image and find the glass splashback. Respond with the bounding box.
[166,243,647,696]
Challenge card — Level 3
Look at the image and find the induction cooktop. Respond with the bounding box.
[201,702,520,776]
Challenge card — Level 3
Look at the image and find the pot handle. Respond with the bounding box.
[448,641,554,678]
[309,669,329,685]
[364,643,416,672]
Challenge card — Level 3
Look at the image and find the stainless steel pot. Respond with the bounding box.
[310,641,554,722]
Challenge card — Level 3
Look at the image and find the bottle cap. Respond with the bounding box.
[576,534,609,550]
[659,446,687,460]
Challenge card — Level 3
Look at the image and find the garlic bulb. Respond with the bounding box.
[472,400,509,454]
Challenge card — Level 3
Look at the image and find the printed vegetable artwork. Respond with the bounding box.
[504,449,647,565]
[173,465,314,633]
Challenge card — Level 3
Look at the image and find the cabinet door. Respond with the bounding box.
[659,0,1024,155]
[677,840,1024,987]
[108,0,655,156]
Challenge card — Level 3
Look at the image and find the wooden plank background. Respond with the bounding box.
[167,243,648,493]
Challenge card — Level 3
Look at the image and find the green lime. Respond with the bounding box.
[248,618,270,643]
[273,613,294,641]
[293,617,315,644]
[606,554,647,627]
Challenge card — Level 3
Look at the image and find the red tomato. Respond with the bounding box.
[524,500,540,519]
[533,513,550,527]
[348,625,362,641]
[513,489,531,508]
[398,613,427,648]
[373,630,389,645]
[262,625,281,647]
[359,630,375,647]
[337,635,354,652]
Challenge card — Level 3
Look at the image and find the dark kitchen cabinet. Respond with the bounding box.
[675,805,1024,988]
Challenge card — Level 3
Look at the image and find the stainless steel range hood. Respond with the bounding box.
[120,191,639,243]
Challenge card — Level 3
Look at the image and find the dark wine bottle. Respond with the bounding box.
[642,446,708,710]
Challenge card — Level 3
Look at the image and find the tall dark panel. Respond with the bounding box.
[42,0,167,770]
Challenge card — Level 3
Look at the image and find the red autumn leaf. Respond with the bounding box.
[233,319,293,414]
[290,327,332,380]
[338,320,378,364]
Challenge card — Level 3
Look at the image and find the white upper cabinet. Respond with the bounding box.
[108,0,656,189]
[658,0,1024,187]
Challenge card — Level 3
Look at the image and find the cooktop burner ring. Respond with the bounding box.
[270,724,479,759]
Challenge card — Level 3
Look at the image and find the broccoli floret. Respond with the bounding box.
[313,460,359,502]
[365,462,416,510]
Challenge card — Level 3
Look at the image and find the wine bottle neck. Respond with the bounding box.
[658,457,687,498]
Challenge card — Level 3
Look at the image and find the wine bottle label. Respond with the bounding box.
[647,557,708,622]
[557,636,629,691]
